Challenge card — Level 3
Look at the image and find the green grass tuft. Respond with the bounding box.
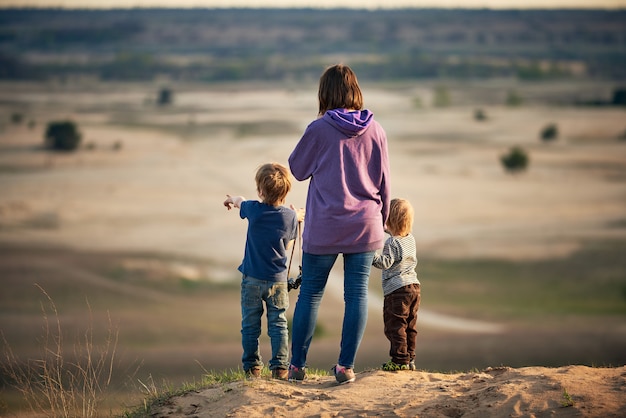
[121,367,329,417]
[561,388,575,407]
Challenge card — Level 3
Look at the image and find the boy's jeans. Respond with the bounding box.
[290,251,375,369]
[241,275,289,371]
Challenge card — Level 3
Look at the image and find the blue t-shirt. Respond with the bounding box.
[238,200,298,282]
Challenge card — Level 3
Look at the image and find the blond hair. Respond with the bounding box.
[255,163,291,206]
[386,198,414,237]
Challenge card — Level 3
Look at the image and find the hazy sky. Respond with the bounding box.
[1,0,625,9]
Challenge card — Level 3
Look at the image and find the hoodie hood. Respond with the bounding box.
[323,108,374,137]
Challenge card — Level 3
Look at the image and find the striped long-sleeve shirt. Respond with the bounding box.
[372,233,419,296]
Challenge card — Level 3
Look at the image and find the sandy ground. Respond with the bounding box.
[1,81,625,416]
[1,82,625,267]
[2,82,625,336]
[151,365,626,417]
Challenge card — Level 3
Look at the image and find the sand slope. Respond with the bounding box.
[151,366,626,417]
[1,82,625,416]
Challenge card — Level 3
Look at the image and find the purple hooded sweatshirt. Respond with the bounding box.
[289,108,390,255]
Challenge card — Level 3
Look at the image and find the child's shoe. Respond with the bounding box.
[332,364,356,384]
[288,364,306,382]
[382,360,410,371]
[409,360,416,371]
[272,368,289,380]
[245,366,262,379]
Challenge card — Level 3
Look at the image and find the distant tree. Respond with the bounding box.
[516,62,545,80]
[44,120,82,151]
[11,112,23,124]
[412,96,424,109]
[500,146,529,173]
[612,88,626,106]
[540,123,559,142]
[506,89,523,107]
[433,85,451,107]
[157,88,173,106]
[474,108,487,121]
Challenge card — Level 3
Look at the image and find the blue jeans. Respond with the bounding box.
[290,251,375,369]
[241,275,289,371]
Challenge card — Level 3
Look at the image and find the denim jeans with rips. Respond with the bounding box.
[240,275,289,372]
[290,251,375,369]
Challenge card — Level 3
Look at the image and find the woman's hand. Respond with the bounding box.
[291,204,306,222]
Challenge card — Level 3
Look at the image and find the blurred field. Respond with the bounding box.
[0,79,625,414]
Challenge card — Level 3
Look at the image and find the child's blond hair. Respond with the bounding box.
[255,163,291,206]
[386,198,414,237]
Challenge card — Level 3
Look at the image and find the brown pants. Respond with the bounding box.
[383,283,421,365]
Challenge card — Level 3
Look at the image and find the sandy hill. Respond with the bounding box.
[150,365,626,417]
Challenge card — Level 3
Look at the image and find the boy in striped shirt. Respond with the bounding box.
[372,198,421,371]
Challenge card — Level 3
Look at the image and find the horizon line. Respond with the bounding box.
[1,5,625,10]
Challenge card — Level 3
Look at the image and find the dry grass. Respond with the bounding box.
[1,285,118,418]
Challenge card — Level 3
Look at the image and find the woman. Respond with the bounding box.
[288,64,391,384]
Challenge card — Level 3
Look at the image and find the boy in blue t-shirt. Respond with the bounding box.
[224,162,304,380]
